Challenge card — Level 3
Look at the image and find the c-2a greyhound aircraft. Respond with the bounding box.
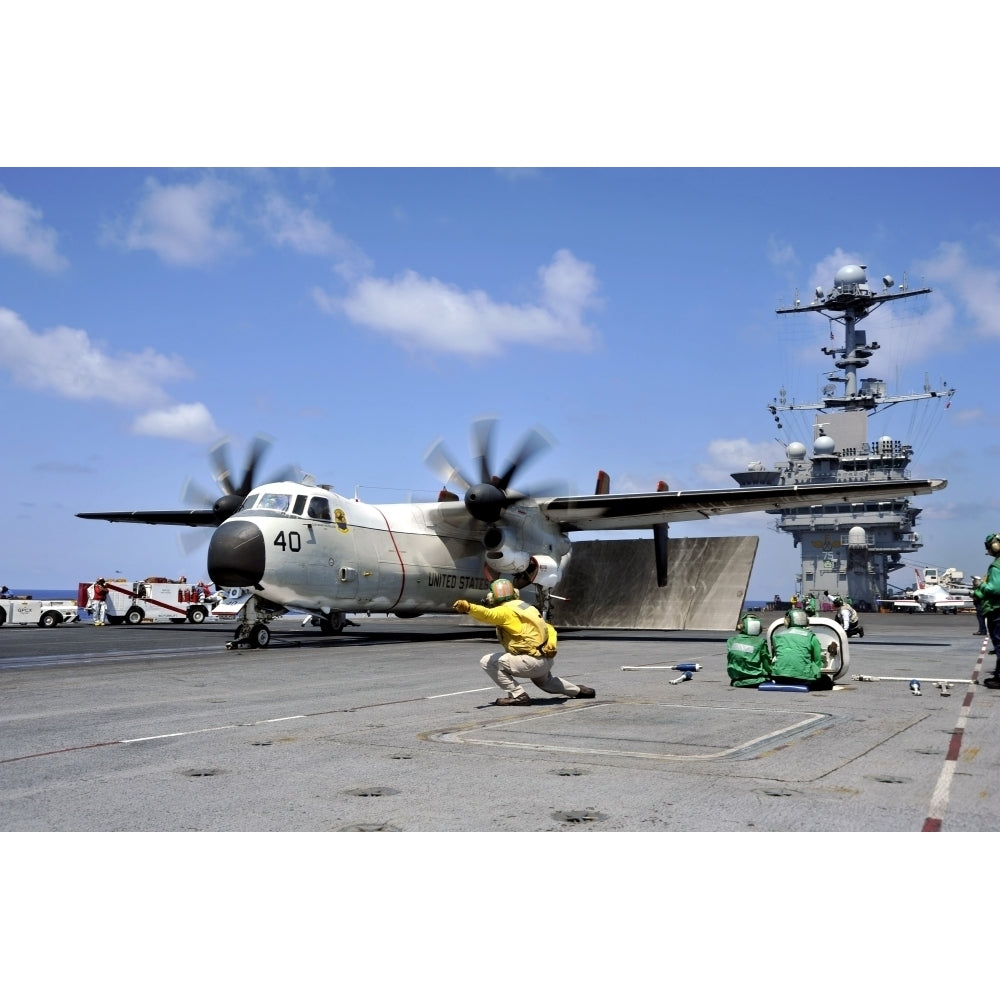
[78,421,947,649]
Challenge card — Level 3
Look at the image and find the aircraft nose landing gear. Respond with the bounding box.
[224,594,285,650]
[226,621,272,650]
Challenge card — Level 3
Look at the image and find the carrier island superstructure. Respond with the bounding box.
[732,264,954,610]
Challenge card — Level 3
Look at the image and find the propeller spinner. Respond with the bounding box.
[425,419,554,524]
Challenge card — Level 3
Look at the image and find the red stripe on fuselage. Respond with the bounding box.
[371,508,406,610]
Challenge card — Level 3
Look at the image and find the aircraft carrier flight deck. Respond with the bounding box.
[1,611,997,833]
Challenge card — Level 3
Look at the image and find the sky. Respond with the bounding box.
[3,165,996,597]
[1,6,997,601]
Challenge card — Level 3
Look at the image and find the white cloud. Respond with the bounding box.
[320,248,601,357]
[256,191,371,279]
[0,187,68,271]
[0,306,189,406]
[109,176,238,266]
[0,306,220,440]
[918,241,1000,339]
[131,403,221,442]
[696,437,787,486]
[953,407,1000,427]
[766,236,798,273]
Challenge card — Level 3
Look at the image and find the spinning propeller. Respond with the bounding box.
[425,418,555,524]
[179,435,299,553]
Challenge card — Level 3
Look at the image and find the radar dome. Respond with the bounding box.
[848,526,868,548]
[786,442,807,461]
[814,435,836,456]
[835,264,867,288]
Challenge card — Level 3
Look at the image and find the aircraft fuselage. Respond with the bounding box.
[206,482,569,615]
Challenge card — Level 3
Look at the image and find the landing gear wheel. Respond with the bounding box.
[319,613,345,636]
[249,623,271,648]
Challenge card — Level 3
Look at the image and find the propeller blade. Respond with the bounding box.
[268,464,302,486]
[178,526,214,555]
[238,434,273,496]
[209,434,278,498]
[424,438,473,492]
[471,417,497,484]
[209,439,236,495]
[181,477,218,510]
[497,426,553,491]
[508,478,572,502]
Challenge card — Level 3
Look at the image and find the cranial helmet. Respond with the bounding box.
[786,608,809,627]
[986,533,1000,556]
[487,579,516,605]
[833,596,844,606]
[739,613,762,636]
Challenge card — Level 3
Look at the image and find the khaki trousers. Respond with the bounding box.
[480,650,581,698]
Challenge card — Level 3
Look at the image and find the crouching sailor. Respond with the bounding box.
[453,579,595,706]
[771,608,834,691]
[726,613,773,688]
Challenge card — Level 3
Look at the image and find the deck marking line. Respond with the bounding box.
[922,659,981,832]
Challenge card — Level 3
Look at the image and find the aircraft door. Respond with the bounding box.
[301,502,386,609]
[303,514,361,604]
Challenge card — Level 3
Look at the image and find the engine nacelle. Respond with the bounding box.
[526,554,560,590]
[482,523,569,588]
[485,547,532,575]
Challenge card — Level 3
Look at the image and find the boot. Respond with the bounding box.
[494,692,532,706]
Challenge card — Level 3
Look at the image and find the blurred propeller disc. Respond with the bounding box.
[426,419,556,523]
[178,434,299,553]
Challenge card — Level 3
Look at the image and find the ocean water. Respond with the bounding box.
[2,589,79,602]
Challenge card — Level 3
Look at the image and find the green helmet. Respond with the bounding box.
[486,579,516,605]
[833,596,844,606]
[986,533,1000,555]
[786,608,809,627]
[739,613,762,636]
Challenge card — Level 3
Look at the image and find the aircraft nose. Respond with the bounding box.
[207,520,266,588]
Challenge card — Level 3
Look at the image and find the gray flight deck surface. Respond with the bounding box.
[1,611,996,832]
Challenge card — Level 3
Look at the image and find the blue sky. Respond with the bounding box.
[2,166,997,596]
[2,7,997,597]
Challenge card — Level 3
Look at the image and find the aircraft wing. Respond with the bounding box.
[538,478,947,531]
[76,509,220,527]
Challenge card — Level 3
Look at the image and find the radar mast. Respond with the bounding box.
[733,264,954,609]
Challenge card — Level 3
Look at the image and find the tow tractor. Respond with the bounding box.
[78,578,215,625]
[0,595,79,627]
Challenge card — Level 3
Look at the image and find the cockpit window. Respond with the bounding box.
[259,493,290,512]
[292,495,306,516]
[308,496,332,521]
[239,492,261,512]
